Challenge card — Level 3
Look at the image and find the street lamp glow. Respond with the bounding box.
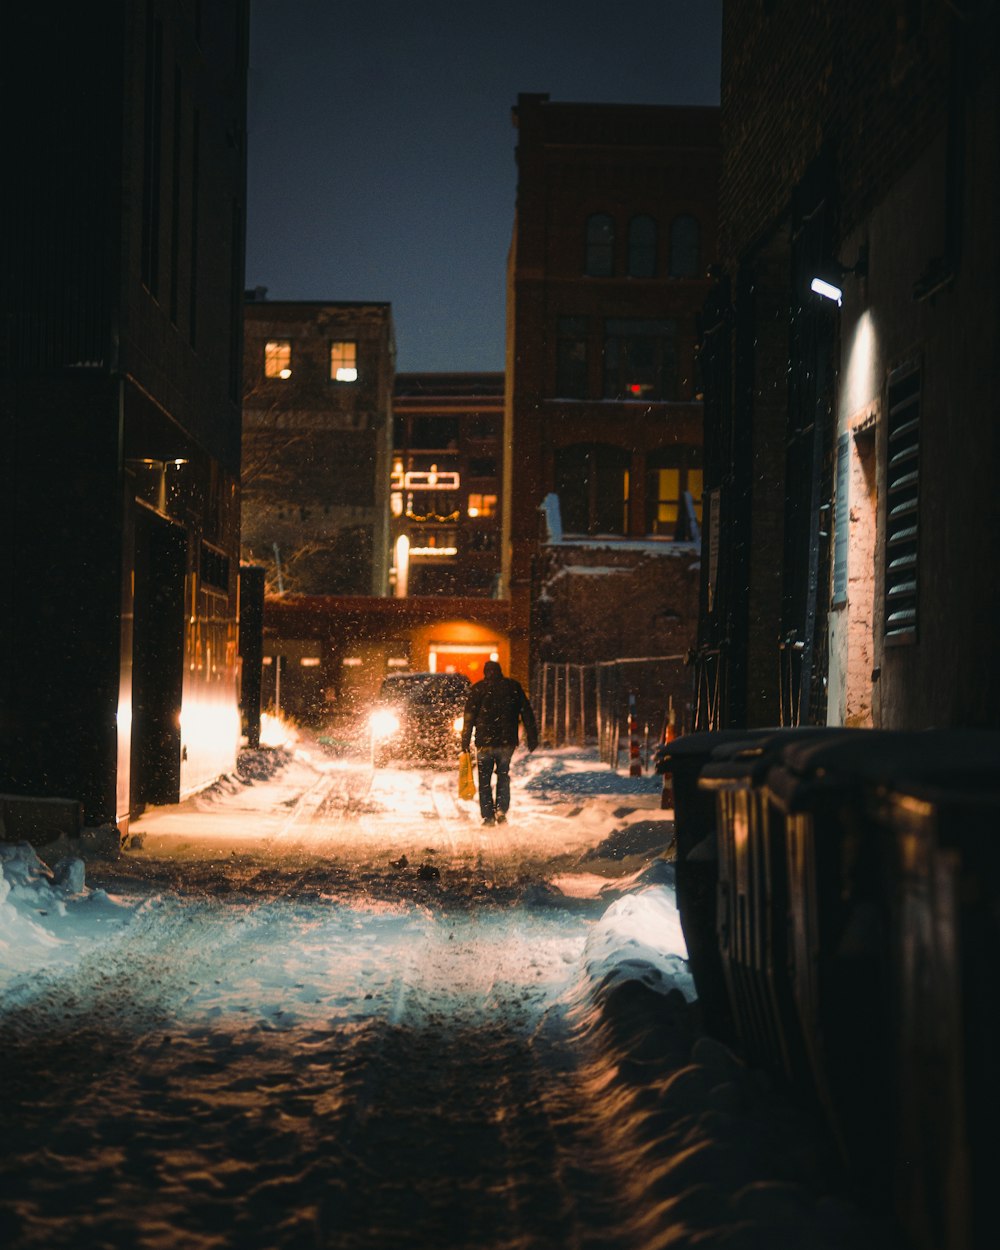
[810,276,843,306]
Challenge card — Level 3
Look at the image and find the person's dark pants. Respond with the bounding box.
[477,745,514,819]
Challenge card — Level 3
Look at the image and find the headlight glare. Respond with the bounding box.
[370,709,401,740]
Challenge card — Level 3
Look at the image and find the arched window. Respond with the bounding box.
[584,213,615,277]
[554,443,631,536]
[669,215,700,277]
[627,215,657,278]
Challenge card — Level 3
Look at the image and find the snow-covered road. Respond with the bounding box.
[0,744,888,1249]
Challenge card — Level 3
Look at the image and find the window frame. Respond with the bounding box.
[627,214,658,278]
[669,215,701,278]
[602,318,678,401]
[264,338,292,379]
[330,339,358,383]
[584,212,615,277]
[555,316,589,398]
[645,447,704,539]
[553,442,631,537]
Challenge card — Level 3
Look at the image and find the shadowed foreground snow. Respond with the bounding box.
[0,743,888,1249]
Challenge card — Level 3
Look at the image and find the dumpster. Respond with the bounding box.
[765,730,933,1206]
[654,729,777,1041]
[698,727,853,1092]
[875,732,1000,1250]
[767,728,1000,1228]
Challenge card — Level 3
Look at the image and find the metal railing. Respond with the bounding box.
[533,656,691,771]
[691,645,728,732]
[778,634,806,728]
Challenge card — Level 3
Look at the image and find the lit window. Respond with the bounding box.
[330,340,358,382]
[265,340,291,378]
[467,493,497,518]
[300,657,321,668]
[645,450,703,538]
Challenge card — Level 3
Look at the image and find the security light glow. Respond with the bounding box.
[279,367,292,379]
[810,276,843,305]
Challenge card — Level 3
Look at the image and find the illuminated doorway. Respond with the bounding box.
[428,642,501,683]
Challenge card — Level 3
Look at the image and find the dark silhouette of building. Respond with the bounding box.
[503,95,720,685]
[241,296,395,597]
[1,2,250,836]
[391,372,504,599]
[696,0,1000,732]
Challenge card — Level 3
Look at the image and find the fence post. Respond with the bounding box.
[628,694,642,777]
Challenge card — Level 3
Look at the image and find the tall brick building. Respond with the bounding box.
[241,297,395,597]
[697,1,1000,732]
[1,1,249,832]
[391,372,504,598]
[503,95,720,685]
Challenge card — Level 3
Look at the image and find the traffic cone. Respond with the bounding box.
[660,699,677,809]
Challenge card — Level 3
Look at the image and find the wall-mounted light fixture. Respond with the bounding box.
[126,457,190,513]
[810,243,869,307]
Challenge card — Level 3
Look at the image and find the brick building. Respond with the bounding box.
[697,0,1000,732]
[503,95,719,686]
[241,297,395,598]
[1,1,249,834]
[391,372,504,599]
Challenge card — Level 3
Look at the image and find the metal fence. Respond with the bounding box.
[532,656,692,771]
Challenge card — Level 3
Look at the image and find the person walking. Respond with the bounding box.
[460,660,538,825]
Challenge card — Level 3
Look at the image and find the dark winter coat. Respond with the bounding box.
[461,674,538,753]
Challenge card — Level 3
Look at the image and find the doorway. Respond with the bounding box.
[428,642,500,683]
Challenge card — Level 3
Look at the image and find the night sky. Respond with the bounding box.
[246,0,722,372]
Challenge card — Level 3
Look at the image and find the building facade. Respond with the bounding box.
[503,95,720,686]
[697,0,1000,732]
[391,372,504,599]
[241,297,395,598]
[261,595,511,730]
[1,1,249,834]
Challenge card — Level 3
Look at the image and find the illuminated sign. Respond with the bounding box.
[389,467,461,491]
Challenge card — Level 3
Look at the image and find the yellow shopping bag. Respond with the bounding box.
[458,751,476,800]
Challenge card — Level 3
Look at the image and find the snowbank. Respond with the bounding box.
[0,842,133,994]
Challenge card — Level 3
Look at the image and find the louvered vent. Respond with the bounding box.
[884,363,921,643]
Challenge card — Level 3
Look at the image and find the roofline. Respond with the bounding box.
[244,299,392,309]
